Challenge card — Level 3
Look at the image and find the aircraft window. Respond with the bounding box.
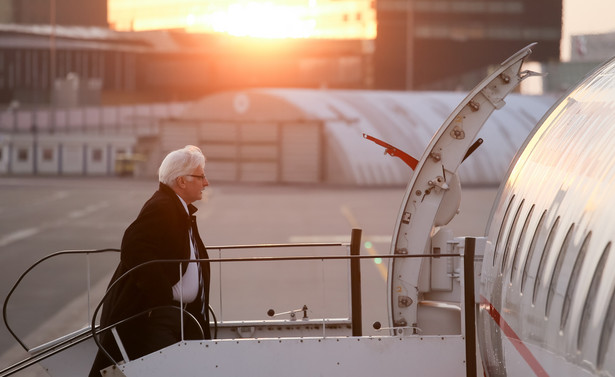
[532,216,560,305]
[510,204,535,283]
[598,275,615,369]
[501,200,524,274]
[493,195,515,267]
[578,242,611,351]
[561,232,591,331]
[521,210,547,294]
[546,223,575,317]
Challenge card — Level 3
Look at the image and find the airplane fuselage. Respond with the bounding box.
[479,57,615,376]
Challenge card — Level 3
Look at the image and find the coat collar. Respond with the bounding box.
[158,182,199,216]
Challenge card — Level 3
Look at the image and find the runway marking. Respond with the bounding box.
[0,200,110,248]
[340,205,388,281]
[68,201,109,219]
[288,235,391,243]
[0,228,40,248]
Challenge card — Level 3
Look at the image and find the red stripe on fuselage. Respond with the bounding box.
[480,295,550,377]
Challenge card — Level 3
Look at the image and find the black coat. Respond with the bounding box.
[90,183,210,375]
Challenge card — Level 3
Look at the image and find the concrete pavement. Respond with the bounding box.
[0,177,497,376]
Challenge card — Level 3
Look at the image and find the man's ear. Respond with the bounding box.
[176,176,186,188]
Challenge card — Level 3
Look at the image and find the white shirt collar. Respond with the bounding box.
[176,194,190,215]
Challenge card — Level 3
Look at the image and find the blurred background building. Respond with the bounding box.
[0,0,592,108]
[0,0,614,182]
[374,0,562,90]
[0,0,107,27]
[0,24,373,105]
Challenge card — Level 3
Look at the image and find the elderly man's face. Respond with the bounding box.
[177,165,209,205]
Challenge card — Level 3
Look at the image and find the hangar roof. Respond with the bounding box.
[184,89,556,186]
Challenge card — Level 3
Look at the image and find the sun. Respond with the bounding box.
[189,2,316,39]
[109,0,377,40]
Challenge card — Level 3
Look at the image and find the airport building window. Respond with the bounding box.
[8,59,14,89]
[546,224,575,317]
[42,148,54,162]
[15,51,21,87]
[92,148,103,162]
[532,216,560,305]
[561,232,591,331]
[17,148,28,162]
[40,52,48,90]
[0,52,4,89]
[24,51,31,87]
[521,210,547,294]
[494,195,515,267]
[578,242,611,351]
[501,199,524,274]
[511,204,535,283]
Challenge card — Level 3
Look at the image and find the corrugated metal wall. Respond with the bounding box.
[280,122,323,183]
[149,89,557,186]
[157,119,324,184]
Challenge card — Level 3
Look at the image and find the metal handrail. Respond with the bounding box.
[207,242,350,250]
[1,237,464,376]
[2,243,356,376]
[195,253,460,262]
[1,243,349,350]
[0,326,94,376]
[2,248,120,351]
[91,251,463,368]
[90,238,365,368]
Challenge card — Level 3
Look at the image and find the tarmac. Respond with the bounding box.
[0,177,498,376]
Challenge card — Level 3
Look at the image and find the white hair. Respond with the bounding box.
[158,145,205,187]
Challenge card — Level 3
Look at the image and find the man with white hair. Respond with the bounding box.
[90,145,211,376]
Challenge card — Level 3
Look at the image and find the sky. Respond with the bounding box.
[108,0,615,61]
[561,0,615,60]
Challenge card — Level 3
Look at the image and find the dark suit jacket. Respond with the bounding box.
[90,182,210,376]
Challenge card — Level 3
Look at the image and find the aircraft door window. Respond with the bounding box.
[493,195,515,267]
[546,224,575,317]
[560,232,591,331]
[501,200,524,274]
[598,274,615,370]
[578,242,611,351]
[521,210,547,294]
[532,216,560,305]
[511,204,535,284]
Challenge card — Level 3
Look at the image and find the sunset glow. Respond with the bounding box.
[109,0,376,39]
[197,2,316,38]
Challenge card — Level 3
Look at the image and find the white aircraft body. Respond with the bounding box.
[479,55,615,376]
[2,43,614,377]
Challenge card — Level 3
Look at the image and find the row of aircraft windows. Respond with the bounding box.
[494,195,615,368]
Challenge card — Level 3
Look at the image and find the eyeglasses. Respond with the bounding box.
[187,174,207,180]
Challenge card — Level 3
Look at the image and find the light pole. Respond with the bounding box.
[405,0,414,90]
[50,0,56,132]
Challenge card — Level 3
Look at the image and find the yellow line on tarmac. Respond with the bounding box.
[340,205,388,281]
